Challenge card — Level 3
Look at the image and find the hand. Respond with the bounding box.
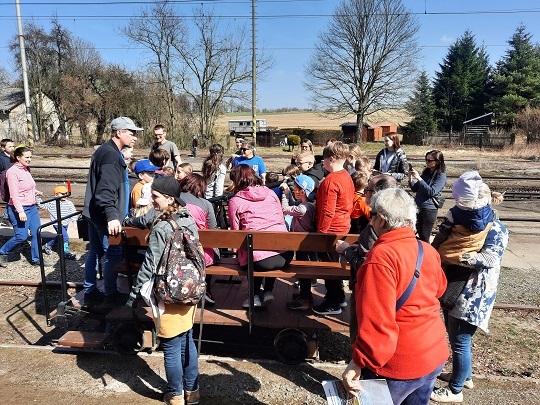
[280,183,290,194]
[18,212,27,222]
[342,360,362,396]
[335,240,350,254]
[35,190,43,196]
[108,219,122,236]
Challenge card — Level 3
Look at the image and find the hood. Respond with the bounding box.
[234,185,272,202]
[450,205,493,232]
[305,163,325,181]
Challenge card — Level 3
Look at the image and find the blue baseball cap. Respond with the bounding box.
[134,159,159,174]
[294,174,315,199]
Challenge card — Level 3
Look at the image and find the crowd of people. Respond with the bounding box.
[0,118,510,404]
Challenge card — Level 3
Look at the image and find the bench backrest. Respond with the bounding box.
[110,227,359,253]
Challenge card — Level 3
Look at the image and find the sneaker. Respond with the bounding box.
[339,299,348,308]
[310,278,318,287]
[430,386,463,403]
[31,259,54,267]
[293,280,300,288]
[261,291,274,307]
[163,392,184,405]
[438,372,474,389]
[242,295,261,308]
[64,252,77,260]
[43,245,53,255]
[204,291,215,305]
[287,296,311,311]
[0,254,8,267]
[83,289,105,307]
[312,301,342,315]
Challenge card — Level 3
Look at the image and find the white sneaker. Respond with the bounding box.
[242,295,261,308]
[430,386,463,403]
[261,291,274,307]
[438,372,474,389]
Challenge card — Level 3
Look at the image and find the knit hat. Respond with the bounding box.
[136,183,152,206]
[53,185,69,195]
[134,159,159,174]
[294,174,315,199]
[452,170,489,210]
[151,176,185,206]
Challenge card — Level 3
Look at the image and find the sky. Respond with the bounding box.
[1,0,540,110]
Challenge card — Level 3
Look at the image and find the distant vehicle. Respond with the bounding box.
[228,119,267,136]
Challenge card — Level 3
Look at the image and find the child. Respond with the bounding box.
[266,172,281,198]
[131,183,153,218]
[131,159,158,208]
[350,170,371,234]
[176,162,193,182]
[38,185,77,260]
[313,141,354,316]
[354,155,372,178]
[280,174,318,311]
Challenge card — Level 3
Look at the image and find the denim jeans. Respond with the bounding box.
[362,362,444,404]
[416,208,438,242]
[83,217,123,296]
[445,313,477,393]
[0,205,41,263]
[46,224,70,251]
[161,329,199,396]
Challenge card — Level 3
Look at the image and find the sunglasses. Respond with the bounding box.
[240,148,250,152]
[425,159,438,163]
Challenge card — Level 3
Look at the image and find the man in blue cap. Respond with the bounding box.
[82,116,142,307]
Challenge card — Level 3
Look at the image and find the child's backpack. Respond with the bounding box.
[0,171,10,202]
[154,220,206,305]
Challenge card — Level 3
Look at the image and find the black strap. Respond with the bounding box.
[396,240,423,311]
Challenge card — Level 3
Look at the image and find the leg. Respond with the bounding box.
[447,315,477,393]
[26,205,42,263]
[62,224,70,249]
[103,243,123,296]
[254,251,294,292]
[161,332,185,396]
[318,251,345,304]
[417,208,438,243]
[0,205,32,256]
[181,329,199,392]
[83,220,106,294]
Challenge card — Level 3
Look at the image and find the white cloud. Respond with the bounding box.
[440,34,454,43]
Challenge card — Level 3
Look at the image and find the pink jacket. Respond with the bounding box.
[227,186,288,266]
[7,163,36,213]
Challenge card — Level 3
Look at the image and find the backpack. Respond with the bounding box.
[0,171,9,202]
[153,220,207,305]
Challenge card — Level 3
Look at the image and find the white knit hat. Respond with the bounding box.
[452,170,490,209]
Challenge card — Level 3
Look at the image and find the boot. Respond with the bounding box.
[164,392,185,405]
[185,389,200,405]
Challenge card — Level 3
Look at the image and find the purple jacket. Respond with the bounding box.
[228,185,288,266]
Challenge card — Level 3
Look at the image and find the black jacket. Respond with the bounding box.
[83,139,128,232]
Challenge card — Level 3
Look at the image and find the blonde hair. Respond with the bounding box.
[478,183,504,206]
[296,151,315,163]
[348,144,363,160]
[131,204,152,218]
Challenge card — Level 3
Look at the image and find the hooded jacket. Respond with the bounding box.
[227,185,288,266]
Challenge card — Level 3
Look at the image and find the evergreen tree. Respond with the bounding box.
[402,70,437,142]
[433,30,490,133]
[489,25,540,127]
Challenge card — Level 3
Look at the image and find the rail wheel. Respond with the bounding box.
[274,328,309,365]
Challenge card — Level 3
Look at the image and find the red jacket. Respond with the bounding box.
[352,227,449,380]
[316,169,354,233]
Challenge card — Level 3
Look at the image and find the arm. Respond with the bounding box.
[431,217,454,249]
[174,154,182,166]
[340,224,377,274]
[389,151,408,182]
[214,165,226,197]
[414,172,447,197]
[227,197,241,230]
[461,221,509,269]
[205,200,218,229]
[123,207,157,229]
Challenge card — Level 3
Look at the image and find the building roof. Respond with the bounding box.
[340,121,369,127]
[0,87,25,112]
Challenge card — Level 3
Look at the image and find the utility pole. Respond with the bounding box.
[15,0,34,148]
[251,0,257,146]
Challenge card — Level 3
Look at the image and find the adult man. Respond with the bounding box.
[0,139,14,225]
[336,174,397,343]
[295,151,324,195]
[341,188,449,404]
[232,140,266,183]
[82,117,141,307]
[152,124,181,169]
[225,136,245,169]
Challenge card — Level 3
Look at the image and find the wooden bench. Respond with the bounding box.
[109,228,359,334]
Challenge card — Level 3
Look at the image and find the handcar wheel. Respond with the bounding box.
[113,323,144,355]
[274,328,308,365]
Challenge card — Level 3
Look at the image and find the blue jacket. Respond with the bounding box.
[450,204,493,232]
[410,170,447,210]
[0,153,12,175]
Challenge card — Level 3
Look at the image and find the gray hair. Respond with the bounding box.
[370,188,417,232]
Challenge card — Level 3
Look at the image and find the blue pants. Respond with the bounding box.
[46,224,70,251]
[445,313,477,393]
[83,217,123,296]
[363,363,444,404]
[160,329,199,396]
[0,205,41,263]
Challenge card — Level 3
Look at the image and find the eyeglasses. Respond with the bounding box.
[371,211,378,217]
[296,161,307,166]
[425,159,438,163]
[364,188,375,194]
[240,148,249,152]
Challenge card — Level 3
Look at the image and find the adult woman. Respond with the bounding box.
[345,143,363,174]
[408,150,447,242]
[373,132,408,183]
[125,176,200,405]
[430,176,509,403]
[228,165,293,307]
[180,173,219,304]
[202,144,226,199]
[232,141,266,183]
[0,146,44,267]
[290,138,314,165]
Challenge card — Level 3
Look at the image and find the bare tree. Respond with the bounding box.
[174,6,271,144]
[304,0,420,143]
[0,66,12,86]
[121,2,187,139]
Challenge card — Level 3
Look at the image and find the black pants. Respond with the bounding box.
[319,251,345,305]
[417,208,439,242]
[252,251,294,292]
[296,250,319,299]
